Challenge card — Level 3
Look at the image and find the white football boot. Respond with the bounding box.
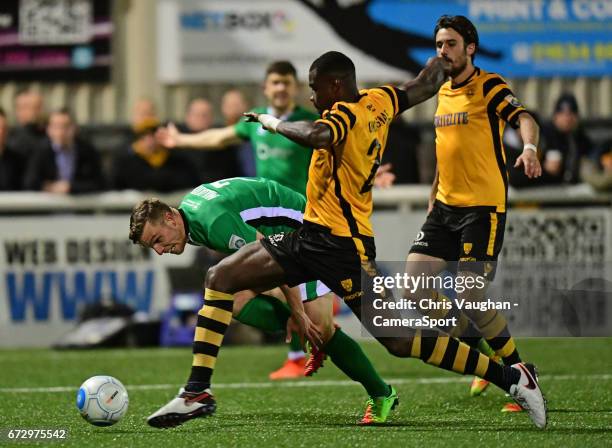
[147,388,216,428]
[508,363,547,429]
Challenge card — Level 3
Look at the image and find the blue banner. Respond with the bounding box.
[368,0,612,77]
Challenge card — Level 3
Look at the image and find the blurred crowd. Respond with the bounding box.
[0,89,611,194]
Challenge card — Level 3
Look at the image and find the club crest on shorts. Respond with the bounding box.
[463,242,473,254]
[340,278,353,292]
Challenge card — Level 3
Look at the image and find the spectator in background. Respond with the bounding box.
[509,94,593,187]
[131,97,158,127]
[541,93,593,184]
[112,118,199,192]
[23,108,104,194]
[8,90,47,158]
[176,97,241,182]
[581,138,612,191]
[220,89,254,177]
[0,108,25,191]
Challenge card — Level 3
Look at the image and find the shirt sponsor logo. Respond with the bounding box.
[434,112,468,127]
[256,143,292,160]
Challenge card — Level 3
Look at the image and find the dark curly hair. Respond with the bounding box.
[434,15,479,62]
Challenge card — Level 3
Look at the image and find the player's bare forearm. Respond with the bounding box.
[244,112,333,150]
[517,112,540,148]
[277,121,333,150]
[400,56,451,108]
[280,284,305,316]
[157,123,241,150]
[514,112,542,178]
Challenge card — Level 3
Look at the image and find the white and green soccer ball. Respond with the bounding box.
[76,375,129,426]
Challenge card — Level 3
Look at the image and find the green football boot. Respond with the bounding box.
[359,385,399,425]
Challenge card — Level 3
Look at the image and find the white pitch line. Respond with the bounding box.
[1,374,610,394]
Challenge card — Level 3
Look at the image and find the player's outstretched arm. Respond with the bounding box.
[156,123,242,150]
[244,113,334,151]
[399,56,451,109]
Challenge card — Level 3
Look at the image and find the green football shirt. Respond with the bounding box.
[234,106,319,195]
[178,177,328,300]
[179,177,305,253]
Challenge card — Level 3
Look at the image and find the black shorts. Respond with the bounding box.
[260,221,376,302]
[409,201,506,278]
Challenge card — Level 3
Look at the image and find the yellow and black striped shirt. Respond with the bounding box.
[304,85,407,257]
[435,68,526,212]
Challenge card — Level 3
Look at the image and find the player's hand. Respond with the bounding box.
[286,312,323,349]
[243,112,259,123]
[426,56,452,77]
[373,163,396,189]
[514,148,542,178]
[156,123,180,148]
[43,180,70,194]
[243,112,280,133]
[427,198,435,214]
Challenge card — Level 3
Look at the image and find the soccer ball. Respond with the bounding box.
[76,376,129,426]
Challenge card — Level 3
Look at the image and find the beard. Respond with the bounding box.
[450,57,468,78]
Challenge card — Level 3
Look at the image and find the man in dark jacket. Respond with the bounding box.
[112,118,199,192]
[540,93,594,184]
[0,108,25,191]
[23,108,104,194]
[7,90,47,159]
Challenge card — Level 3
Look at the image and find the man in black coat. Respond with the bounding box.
[509,94,594,187]
[111,118,199,192]
[0,108,25,191]
[539,93,594,184]
[23,108,105,194]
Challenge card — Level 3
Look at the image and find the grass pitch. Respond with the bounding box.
[1,338,611,447]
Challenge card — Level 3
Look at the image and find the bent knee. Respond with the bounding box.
[204,264,228,292]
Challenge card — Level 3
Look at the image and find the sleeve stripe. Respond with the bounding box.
[499,102,517,122]
[487,87,513,111]
[483,76,505,98]
[380,86,399,116]
[329,111,349,133]
[507,108,524,128]
[328,114,347,141]
[316,119,338,144]
[337,104,357,129]
[324,112,345,141]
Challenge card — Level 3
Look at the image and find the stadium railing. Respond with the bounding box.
[0,184,610,214]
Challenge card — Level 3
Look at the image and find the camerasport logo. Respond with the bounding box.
[181,10,294,35]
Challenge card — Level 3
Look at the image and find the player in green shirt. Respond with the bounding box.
[158,61,317,196]
[130,177,398,426]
